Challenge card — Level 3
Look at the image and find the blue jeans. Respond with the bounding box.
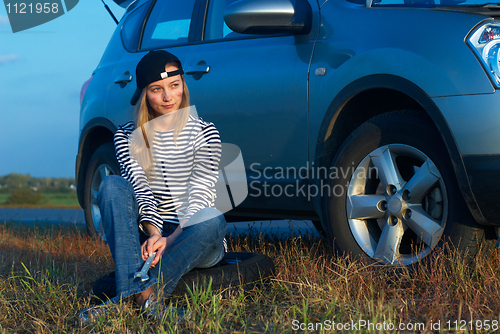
[97,175,227,301]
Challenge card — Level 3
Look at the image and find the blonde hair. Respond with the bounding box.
[131,63,191,179]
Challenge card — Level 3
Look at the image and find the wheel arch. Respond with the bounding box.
[76,118,117,208]
[313,74,485,224]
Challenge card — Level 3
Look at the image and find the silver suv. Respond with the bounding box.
[78,0,500,265]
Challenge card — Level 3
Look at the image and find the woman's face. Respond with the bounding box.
[146,64,184,117]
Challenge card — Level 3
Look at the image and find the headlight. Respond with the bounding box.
[467,22,500,88]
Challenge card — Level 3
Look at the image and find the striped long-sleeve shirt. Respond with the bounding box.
[114,115,222,233]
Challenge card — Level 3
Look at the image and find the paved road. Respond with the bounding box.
[0,208,321,238]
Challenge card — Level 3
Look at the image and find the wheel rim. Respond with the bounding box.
[347,144,448,265]
[90,163,115,240]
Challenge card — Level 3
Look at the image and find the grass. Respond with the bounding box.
[0,194,9,204]
[0,221,499,333]
[0,192,81,209]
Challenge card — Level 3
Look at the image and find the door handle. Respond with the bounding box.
[185,64,210,75]
[114,73,133,84]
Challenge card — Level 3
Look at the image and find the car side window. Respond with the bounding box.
[140,0,196,50]
[204,0,257,41]
[122,3,148,52]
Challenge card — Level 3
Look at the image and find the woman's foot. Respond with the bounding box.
[134,286,155,307]
[79,302,120,324]
[141,293,189,320]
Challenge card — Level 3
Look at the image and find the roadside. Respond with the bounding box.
[0,192,80,209]
[0,208,84,225]
[0,174,319,238]
[0,208,321,238]
[0,174,80,209]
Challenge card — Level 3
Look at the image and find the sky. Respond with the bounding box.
[0,1,126,178]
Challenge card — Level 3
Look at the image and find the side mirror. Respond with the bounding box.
[224,0,312,35]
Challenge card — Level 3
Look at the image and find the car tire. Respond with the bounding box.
[83,143,120,238]
[91,252,275,301]
[322,110,489,265]
[172,251,275,297]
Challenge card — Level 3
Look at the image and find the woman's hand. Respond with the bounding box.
[141,233,167,267]
[139,222,184,267]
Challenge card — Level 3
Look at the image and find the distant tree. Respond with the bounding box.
[0,174,76,193]
[6,188,42,205]
[4,173,31,189]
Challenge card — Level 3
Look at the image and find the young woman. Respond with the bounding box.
[80,50,227,322]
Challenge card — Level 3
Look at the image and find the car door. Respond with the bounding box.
[184,0,319,213]
[105,0,197,127]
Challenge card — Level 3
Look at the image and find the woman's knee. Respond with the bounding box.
[183,208,227,239]
[184,207,226,230]
[98,175,132,201]
[204,211,227,237]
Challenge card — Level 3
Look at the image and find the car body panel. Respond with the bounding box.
[309,2,493,133]
[78,0,500,226]
[184,35,314,212]
[305,0,500,224]
[434,93,500,155]
[463,155,500,223]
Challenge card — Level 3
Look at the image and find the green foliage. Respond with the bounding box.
[0,174,78,207]
[0,173,76,194]
[0,193,9,205]
[42,193,79,207]
[6,188,42,205]
[0,192,79,208]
